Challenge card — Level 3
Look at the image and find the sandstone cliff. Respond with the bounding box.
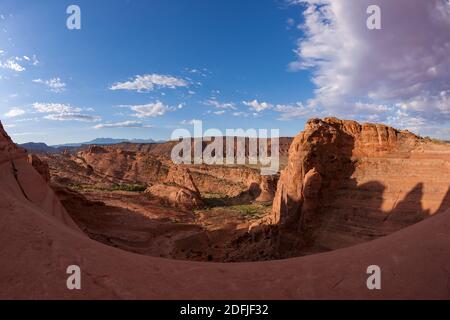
[272,117,450,252]
[0,122,80,232]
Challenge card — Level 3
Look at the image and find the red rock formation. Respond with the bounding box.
[145,184,204,211]
[146,166,204,210]
[27,154,50,183]
[272,117,450,252]
[255,174,279,202]
[165,165,200,194]
[0,122,81,232]
[1,120,450,299]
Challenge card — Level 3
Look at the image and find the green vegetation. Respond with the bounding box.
[109,184,147,192]
[68,183,147,193]
[195,203,270,221]
[229,204,270,219]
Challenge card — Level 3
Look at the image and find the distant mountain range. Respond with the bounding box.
[19,138,162,153]
[52,138,159,148]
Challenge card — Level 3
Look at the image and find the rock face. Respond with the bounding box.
[255,174,279,202]
[145,184,204,211]
[272,117,450,252]
[146,166,204,210]
[27,154,50,183]
[166,165,201,194]
[0,122,80,232]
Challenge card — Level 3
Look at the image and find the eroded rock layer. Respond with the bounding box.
[272,117,450,253]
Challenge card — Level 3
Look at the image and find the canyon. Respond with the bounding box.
[1,118,450,299]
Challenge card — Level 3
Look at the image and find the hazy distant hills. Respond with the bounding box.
[19,138,161,153]
[53,138,159,148]
[19,142,57,153]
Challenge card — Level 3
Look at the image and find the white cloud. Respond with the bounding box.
[291,0,450,135]
[243,100,273,112]
[4,108,25,118]
[93,121,152,129]
[213,110,226,115]
[33,103,81,114]
[204,99,236,110]
[33,77,66,93]
[32,102,100,122]
[232,111,249,117]
[124,101,170,118]
[44,113,101,122]
[275,102,320,120]
[188,68,208,77]
[180,119,202,125]
[110,74,189,92]
[0,58,25,72]
[31,55,39,66]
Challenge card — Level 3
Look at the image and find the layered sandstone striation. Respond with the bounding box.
[272,117,450,253]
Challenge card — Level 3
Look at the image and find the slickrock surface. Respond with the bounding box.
[273,117,450,253]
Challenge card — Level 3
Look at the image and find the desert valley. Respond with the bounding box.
[1,117,450,299]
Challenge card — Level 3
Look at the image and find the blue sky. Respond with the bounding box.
[0,0,316,144]
[2,0,450,144]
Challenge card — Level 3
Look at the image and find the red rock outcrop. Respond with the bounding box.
[146,166,204,210]
[272,117,450,252]
[27,154,50,183]
[145,184,204,211]
[165,165,200,194]
[0,122,80,232]
[255,174,279,202]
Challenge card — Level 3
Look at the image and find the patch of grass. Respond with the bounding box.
[67,183,147,193]
[229,204,269,219]
[109,184,147,192]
